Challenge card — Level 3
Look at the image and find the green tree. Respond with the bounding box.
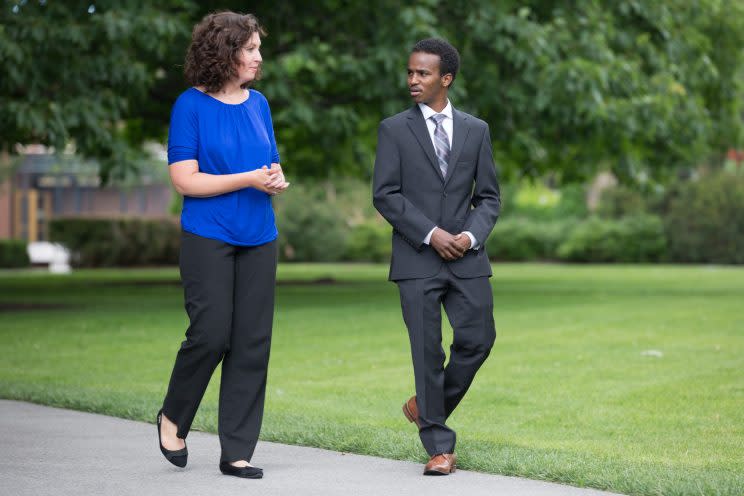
[447,0,744,183]
[0,0,190,181]
[184,0,441,179]
[3,1,743,184]
[190,0,744,183]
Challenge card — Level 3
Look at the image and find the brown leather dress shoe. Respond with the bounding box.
[402,395,422,428]
[424,453,456,475]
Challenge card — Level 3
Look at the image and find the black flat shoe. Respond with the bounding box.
[219,461,263,479]
[157,409,188,468]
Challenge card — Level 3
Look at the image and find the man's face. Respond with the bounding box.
[407,51,450,105]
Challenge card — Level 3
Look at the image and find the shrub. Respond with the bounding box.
[557,215,667,263]
[596,186,648,218]
[553,183,589,219]
[663,173,744,264]
[486,217,577,261]
[495,182,519,220]
[500,181,588,221]
[344,218,391,262]
[49,218,180,267]
[508,182,561,220]
[0,239,30,268]
[273,184,350,262]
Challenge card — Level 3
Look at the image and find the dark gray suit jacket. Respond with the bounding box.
[373,105,501,281]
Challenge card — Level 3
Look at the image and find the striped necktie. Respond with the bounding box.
[430,113,450,177]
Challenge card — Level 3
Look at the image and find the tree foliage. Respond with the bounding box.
[2,0,743,184]
[451,0,744,183]
[0,0,190,180]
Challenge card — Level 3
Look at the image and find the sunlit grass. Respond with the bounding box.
[1,263,742,495]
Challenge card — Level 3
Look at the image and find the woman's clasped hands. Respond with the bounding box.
[253,162,290,195]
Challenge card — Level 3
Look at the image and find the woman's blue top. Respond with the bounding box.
[167,87,280,246]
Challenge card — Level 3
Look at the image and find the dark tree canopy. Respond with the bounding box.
[0,1,191,180]
[2,0,743,184]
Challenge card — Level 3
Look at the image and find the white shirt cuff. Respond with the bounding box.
[463,231,479,250]
[423,227,437,245]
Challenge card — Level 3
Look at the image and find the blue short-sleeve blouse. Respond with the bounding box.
[167,87,280,246]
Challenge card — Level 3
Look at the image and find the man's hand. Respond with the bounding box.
[430,228,467,261]
[453,232,472,253]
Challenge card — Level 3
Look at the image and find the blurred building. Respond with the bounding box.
[0,146,174,242]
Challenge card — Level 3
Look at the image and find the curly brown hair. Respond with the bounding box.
[184,11,266,93]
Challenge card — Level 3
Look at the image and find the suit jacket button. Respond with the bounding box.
[442,192,448,198]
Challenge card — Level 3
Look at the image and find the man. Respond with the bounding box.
[372,38,500,476]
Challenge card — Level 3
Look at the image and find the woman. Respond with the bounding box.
[156,11,288,480]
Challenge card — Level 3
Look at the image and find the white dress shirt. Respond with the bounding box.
[418,101,479,250]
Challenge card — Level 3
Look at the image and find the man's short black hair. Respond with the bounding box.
[411,38,460,86]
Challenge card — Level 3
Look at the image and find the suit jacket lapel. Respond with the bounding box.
[443,108,470,188]
[406,106,444,182]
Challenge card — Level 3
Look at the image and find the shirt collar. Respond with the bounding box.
[419,100,453,121]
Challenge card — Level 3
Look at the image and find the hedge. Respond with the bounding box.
[556,215,667,263]
[485,217,574,261]
[49,218,180,267]
[344,218,392,262]
[0,239,30,268]
[663,173,744,264]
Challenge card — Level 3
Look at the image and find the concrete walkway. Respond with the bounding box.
[0,400,624,496]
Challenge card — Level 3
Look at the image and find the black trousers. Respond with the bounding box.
[396,264,496,456]
[162,231,277,463]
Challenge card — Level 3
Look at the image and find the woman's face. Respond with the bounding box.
[237,31,262,84]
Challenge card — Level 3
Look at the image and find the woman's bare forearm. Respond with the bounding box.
[173,170,256,198]
[169,160,275,198]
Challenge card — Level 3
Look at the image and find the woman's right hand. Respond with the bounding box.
[248,166,289,195]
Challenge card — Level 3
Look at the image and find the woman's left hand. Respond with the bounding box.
[263,163,290,195]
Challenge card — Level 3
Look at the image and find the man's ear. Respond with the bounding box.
[441,73,453,88]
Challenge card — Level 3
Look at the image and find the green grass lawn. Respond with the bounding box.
[1,263,743,495]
